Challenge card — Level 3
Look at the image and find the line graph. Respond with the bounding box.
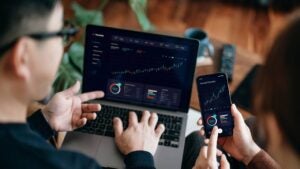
[204,85,226,106]
[111,62,184,76]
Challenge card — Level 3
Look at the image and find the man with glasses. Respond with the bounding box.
[0,0,165,169]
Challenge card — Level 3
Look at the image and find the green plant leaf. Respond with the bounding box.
[52,53,82,93]
[68,42,84,74]
[129,0,155,31]
[72,2,103,27]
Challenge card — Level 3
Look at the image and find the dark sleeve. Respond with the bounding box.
[59,150,154,169]
[124,151,156,169]
[247,150,281,169]
[27,109,55,140]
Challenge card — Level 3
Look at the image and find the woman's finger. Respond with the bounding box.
[197,118,203,126]
[204,138,209,144]
[220,154,230,169]
[199,127,205,136]
[193,146,208,169]
[207,126,219,167]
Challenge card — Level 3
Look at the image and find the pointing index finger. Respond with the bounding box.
[207,126,219,164]
[79,91,105,102]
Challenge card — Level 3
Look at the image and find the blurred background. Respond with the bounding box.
[63,0,300,54]
[54,0,298,93]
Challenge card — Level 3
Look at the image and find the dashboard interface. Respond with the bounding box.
[197,73,233,136]
[83,25,198,112]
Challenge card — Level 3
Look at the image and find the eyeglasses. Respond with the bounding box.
[0,23,78,56]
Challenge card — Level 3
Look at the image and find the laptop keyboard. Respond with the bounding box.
[76,105,182,148]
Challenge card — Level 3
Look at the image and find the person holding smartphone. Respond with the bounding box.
[191,11,300,169]
[193,104,276,169]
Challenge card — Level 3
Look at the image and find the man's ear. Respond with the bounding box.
[5,38,31,81]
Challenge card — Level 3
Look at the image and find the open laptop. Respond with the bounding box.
[62,25,199,169]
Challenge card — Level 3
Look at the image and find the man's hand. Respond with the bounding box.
[42,81,104,131]
[198,104,261,165]
[113,111,165,155]
[193,126,230,169]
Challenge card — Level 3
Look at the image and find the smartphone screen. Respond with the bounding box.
[197,73,234,137]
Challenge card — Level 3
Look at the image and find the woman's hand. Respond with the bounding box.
[193,126,230,169]
[198,104,261,165]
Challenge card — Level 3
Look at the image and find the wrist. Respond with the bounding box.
[242,143,261,165]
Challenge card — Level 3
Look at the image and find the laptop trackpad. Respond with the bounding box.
[62,132,101,158]
[96,137,125,169]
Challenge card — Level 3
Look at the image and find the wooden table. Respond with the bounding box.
[189,39,263,116]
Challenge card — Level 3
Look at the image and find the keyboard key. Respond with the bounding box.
[164,140,171,146]
[171,144,179,148]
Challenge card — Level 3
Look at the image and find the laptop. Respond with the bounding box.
[62,25,199,169]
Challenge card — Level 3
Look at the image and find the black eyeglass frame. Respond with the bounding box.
[0,27,78,56]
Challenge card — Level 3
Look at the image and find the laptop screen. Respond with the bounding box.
[82,25,198,112]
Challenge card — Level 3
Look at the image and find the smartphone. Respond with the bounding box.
[197,73,234,137]
[231,64,261,112]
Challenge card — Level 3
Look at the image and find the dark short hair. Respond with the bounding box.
[0,0,60,56]
[254,13,300,155]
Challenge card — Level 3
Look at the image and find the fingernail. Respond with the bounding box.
[213,126,218,132]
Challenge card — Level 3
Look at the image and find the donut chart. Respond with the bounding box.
[206,114,217,127]
[109,82,122,95]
